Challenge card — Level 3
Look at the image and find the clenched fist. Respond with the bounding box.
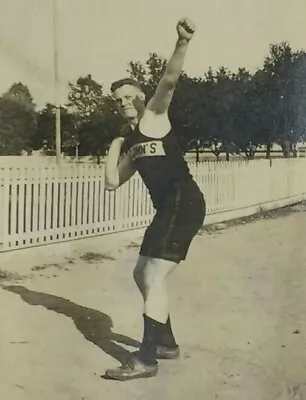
[176,18,196,42]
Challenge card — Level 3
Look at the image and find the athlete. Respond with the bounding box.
[104,17,206,381]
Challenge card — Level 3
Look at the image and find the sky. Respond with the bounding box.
[0,0,305,109]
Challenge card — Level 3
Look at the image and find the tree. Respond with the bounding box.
[127,60,149,93]
[33,104,76,155]
[169,73,207,154]
[263,42,303,157]
[0,96,36,155]
[288,52,306,151]
[67,74,104,118]
[66,74,122,159]
[128,52,167,99]
[229,68,271,159]
[0,83,37,155]
[199,67,243,159]
[77,96,121,163]
[3,82,36,110]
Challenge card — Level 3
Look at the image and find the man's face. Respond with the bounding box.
[112,85,145,121]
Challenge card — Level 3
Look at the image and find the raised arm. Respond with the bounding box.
[146,18,196,115]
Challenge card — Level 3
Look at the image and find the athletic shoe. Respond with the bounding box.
[103,355,158,381]
[156,345,180,359]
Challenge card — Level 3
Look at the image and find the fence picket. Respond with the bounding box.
[1,158,306,252]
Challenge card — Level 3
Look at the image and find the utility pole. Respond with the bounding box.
[53,0,61,165]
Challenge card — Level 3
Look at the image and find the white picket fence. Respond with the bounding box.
[0,158,306,252]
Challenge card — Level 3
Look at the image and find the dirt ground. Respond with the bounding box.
[1,203,306,400]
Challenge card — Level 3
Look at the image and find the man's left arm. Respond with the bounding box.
[146,18,196,115]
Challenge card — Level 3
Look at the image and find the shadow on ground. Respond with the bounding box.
[4,285,139,365]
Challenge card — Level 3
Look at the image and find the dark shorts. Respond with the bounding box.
[139,179,206,263]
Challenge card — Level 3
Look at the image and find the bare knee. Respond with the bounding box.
[133,262,163,294]
[133,267,143,287]
[133,255,147,288]
[133,257,178,295]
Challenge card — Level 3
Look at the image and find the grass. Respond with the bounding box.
[0,269,25,282]
[31,262,71,272]
[80,252,115,263]
[31,263,60,271]
[126,241,140,249]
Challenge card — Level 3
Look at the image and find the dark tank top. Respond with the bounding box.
[122,123,193,209]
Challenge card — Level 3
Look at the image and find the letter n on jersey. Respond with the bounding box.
[129,140,166,161]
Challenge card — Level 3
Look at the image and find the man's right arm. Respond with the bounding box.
[105,137,136,190]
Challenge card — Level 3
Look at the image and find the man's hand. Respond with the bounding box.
[176,18,196,42]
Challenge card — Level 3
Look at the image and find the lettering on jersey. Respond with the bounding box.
[129,140,165,161]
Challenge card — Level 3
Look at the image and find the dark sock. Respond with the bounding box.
[138,314,163,365]
[158,315,178,348]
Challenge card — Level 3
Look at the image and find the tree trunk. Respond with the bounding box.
[281,141,290,158]
[195,143,200,163]
[245,146,256,160]
[292,143,297,158]
[265,143,272,159]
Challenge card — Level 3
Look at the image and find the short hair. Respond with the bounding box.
[110,78,143,93]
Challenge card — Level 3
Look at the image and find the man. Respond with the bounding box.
[104,17,206,381]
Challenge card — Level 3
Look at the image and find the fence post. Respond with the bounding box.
[114,186,123,231]
[0,167,9,251]
[0,180,4,251]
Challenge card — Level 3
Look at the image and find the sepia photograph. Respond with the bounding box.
[0,0,306,398]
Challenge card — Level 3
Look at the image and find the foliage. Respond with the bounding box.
[0,83,37,154]
[33,104,76,155]
[2,42,306,159]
